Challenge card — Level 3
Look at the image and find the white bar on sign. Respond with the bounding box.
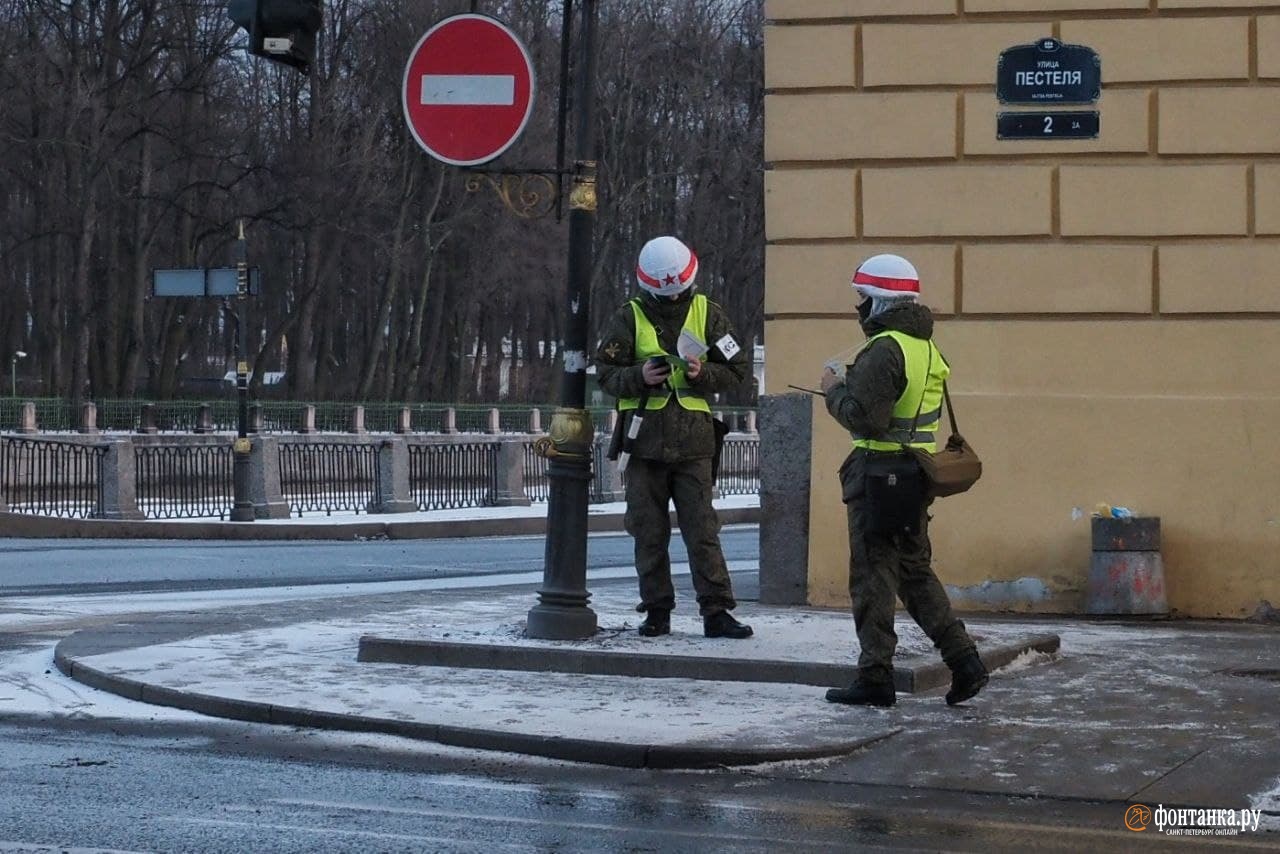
[420,75,515,106]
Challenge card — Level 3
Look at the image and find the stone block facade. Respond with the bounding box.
[764,1,1280,618]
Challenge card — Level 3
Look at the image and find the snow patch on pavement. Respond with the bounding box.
[1253,776,1280,828]
[0,646,205,723]
[992,649,1059,677]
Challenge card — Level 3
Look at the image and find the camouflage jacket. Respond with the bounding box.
[825,301,936,499]
[595,291,749,463]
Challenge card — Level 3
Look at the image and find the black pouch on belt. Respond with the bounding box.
[862,451,926,536]
[606,408,626,461]
[710,416,729,482]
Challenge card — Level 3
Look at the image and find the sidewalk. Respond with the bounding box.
[50,575,1280,825]
[0,494,760,540]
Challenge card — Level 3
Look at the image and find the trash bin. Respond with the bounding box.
[1086,516,1169,615]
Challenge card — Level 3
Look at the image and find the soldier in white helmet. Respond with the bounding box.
[818,254,987,707]
[595,236,753,639]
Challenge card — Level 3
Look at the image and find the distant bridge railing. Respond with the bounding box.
[1,397,758,437]
[0,436,106,519]
[409,441,499,512]
[134,441,235,520]
[0,423,758,521]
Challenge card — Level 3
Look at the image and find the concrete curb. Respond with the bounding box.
[52,635,895,769]
[0,506,759,541]
[356,634,1063,694]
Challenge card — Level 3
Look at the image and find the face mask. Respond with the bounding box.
[650,288,691,304]
[857,297,873,321]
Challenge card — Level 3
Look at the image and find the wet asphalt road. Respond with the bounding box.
[0,716,1213,854]
[0,527,759,597]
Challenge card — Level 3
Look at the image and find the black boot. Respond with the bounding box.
[945,651,989,706]
[703,611,753,639]
[638,609,670,637]
[825,679,896,707]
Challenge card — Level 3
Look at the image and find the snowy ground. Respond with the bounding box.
[50,582,1080,756]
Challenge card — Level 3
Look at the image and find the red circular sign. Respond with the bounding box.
[402,14,536,166]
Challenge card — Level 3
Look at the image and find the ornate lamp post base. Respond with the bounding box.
[230,437,255,521]
[526,407,598,639]
[527,602,598,640]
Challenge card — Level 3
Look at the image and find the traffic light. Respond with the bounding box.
[227,0,323,72]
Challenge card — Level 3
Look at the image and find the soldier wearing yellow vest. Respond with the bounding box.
[595,236,753,640]
[818,254,988,707]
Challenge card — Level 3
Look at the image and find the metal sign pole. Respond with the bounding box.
[230,220,255,522]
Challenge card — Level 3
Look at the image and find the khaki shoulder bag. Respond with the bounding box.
[906,347,983,499]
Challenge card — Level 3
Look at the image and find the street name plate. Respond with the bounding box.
[206,267,261,296]
[998,110,1099,140]
[153,268,260,297]
[997,38,1100,105]
[151,269,206,297]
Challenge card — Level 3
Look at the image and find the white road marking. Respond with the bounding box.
[161,817,528,849]
[0,845,148,854]
[241,799,856,849]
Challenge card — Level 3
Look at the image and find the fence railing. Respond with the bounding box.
[0,436,106,518]
[1,432,758,521]
[3,397,756,437]
[134,443,234,520]
[408,442,500,511]
[278,442,379,517]
[718,437,761,496]
[522,442,613,504]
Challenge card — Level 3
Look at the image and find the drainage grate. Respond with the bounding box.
[1223,668,1280,682]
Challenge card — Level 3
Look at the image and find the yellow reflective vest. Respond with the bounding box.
[851,330,949,453]
[617,295,711,414]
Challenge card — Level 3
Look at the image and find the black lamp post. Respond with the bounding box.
[526,0,599,640]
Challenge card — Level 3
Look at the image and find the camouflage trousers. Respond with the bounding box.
[624,457,737,617]
[846,494,976,683]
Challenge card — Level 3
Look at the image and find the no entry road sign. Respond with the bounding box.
[402,14,536,166]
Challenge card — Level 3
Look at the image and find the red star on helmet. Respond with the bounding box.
[663,274,677,285]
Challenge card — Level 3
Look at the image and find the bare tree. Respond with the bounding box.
[0,0,763,405]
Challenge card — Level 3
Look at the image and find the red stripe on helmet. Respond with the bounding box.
[636,265,660,287]
[637,251,697,290]
[679,251,698,283]
[852,271,918,292]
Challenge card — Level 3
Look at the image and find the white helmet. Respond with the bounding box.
[636,236,698,297]
[851,254,920,301]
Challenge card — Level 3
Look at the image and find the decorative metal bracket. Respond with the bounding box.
[464,170,562,220]
[568,160,597,213]
[533,407,594,459]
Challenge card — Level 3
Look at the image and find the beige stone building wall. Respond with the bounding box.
[762,0,1280,618]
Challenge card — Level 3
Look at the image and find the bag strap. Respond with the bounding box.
[907,343,961,444]
[906,344,932,439]
[928,344,961,436]
[942,381,960,435]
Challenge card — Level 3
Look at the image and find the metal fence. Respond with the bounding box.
[0,436,105,518]
[718,436,761,496]
[409,442,499,511]
[278,442,379,516]
[521,442,613,504]
[522,443,550,503]
[134,443,234,520]
[99,400,221,432]
[3,397,755,437]
[1,398,75,431]
[1,431,759,520]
